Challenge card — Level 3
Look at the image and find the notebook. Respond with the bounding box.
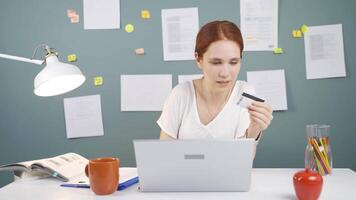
[133,139,255,192]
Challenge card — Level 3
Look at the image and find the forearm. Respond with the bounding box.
[246,127,262,140]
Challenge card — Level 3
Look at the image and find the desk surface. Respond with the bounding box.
[0,168,355,200]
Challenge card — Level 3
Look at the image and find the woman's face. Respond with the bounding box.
[196,40,241,91]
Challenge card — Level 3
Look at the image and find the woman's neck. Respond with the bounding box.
[200,78,233,104]
[193,78,235,123]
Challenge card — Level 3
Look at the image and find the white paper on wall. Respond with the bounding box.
[161,7,199,61]
[304,24,346,79]
[64,94,104,139]
[240,0,278,51]
[83,0,120,29]
[247,69,288,111]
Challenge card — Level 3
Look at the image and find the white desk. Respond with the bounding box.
[0,169,355,200]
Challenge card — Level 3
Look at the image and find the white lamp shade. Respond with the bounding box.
[34,55,85,97]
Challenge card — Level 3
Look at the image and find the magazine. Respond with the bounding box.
[0,153,88,182]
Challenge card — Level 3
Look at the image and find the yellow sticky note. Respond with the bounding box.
[141,10,151,19]
[125,24,134,33]
[292,30,302,38]
[274,48,283,54]
[301,24,308,33]
[67,54,77,62]
[94,77,103,86]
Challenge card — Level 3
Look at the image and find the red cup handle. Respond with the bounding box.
[85,164,89,177]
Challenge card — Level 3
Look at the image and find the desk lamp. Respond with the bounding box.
[0,44,85,96]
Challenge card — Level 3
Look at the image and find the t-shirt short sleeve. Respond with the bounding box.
[157,84,186,139]
[235,108,250,138]
[235,83,256,138]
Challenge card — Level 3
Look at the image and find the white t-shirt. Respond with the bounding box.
[157,80,255,139]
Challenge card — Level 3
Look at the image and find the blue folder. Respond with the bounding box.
[60,176,139,191]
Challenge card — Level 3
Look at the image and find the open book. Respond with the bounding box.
[0,153,88,182]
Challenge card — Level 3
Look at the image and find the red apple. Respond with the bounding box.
[293,168,323,200]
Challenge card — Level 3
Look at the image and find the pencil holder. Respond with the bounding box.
[305,124,332,176]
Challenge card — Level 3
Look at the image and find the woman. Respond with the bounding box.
[157,20,273,141]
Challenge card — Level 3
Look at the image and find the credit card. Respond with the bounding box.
[237,92,265,108]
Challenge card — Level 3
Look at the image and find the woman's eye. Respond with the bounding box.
[230,59,240,65]
[210,61,222,65]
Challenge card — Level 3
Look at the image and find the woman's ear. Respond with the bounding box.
[195,52,203,69]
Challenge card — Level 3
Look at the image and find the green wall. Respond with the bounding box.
[1,0,355,187]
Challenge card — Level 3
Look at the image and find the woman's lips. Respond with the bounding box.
[216,80,230,85]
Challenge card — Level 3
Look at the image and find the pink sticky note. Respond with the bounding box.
[70,14,79,23]
[67,9,77,18]
[135,48,145,55]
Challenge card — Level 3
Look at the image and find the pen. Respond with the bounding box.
[60,184,90,189]
[118,177,139,191]
[60,176,139,191]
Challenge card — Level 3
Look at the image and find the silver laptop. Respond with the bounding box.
[133,139,255,192]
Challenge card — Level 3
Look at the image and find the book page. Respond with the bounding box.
[0,158,45,172]
[33,153,88,181]
[0,163,30,172]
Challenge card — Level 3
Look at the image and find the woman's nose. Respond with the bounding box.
[218,65,229,77]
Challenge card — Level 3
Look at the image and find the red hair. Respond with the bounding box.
[195,20,244,60]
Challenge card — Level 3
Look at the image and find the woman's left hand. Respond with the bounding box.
[247,101,273,138]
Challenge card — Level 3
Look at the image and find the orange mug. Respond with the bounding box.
[85,157,119,195]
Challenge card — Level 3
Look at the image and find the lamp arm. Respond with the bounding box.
[0,53,44,65]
